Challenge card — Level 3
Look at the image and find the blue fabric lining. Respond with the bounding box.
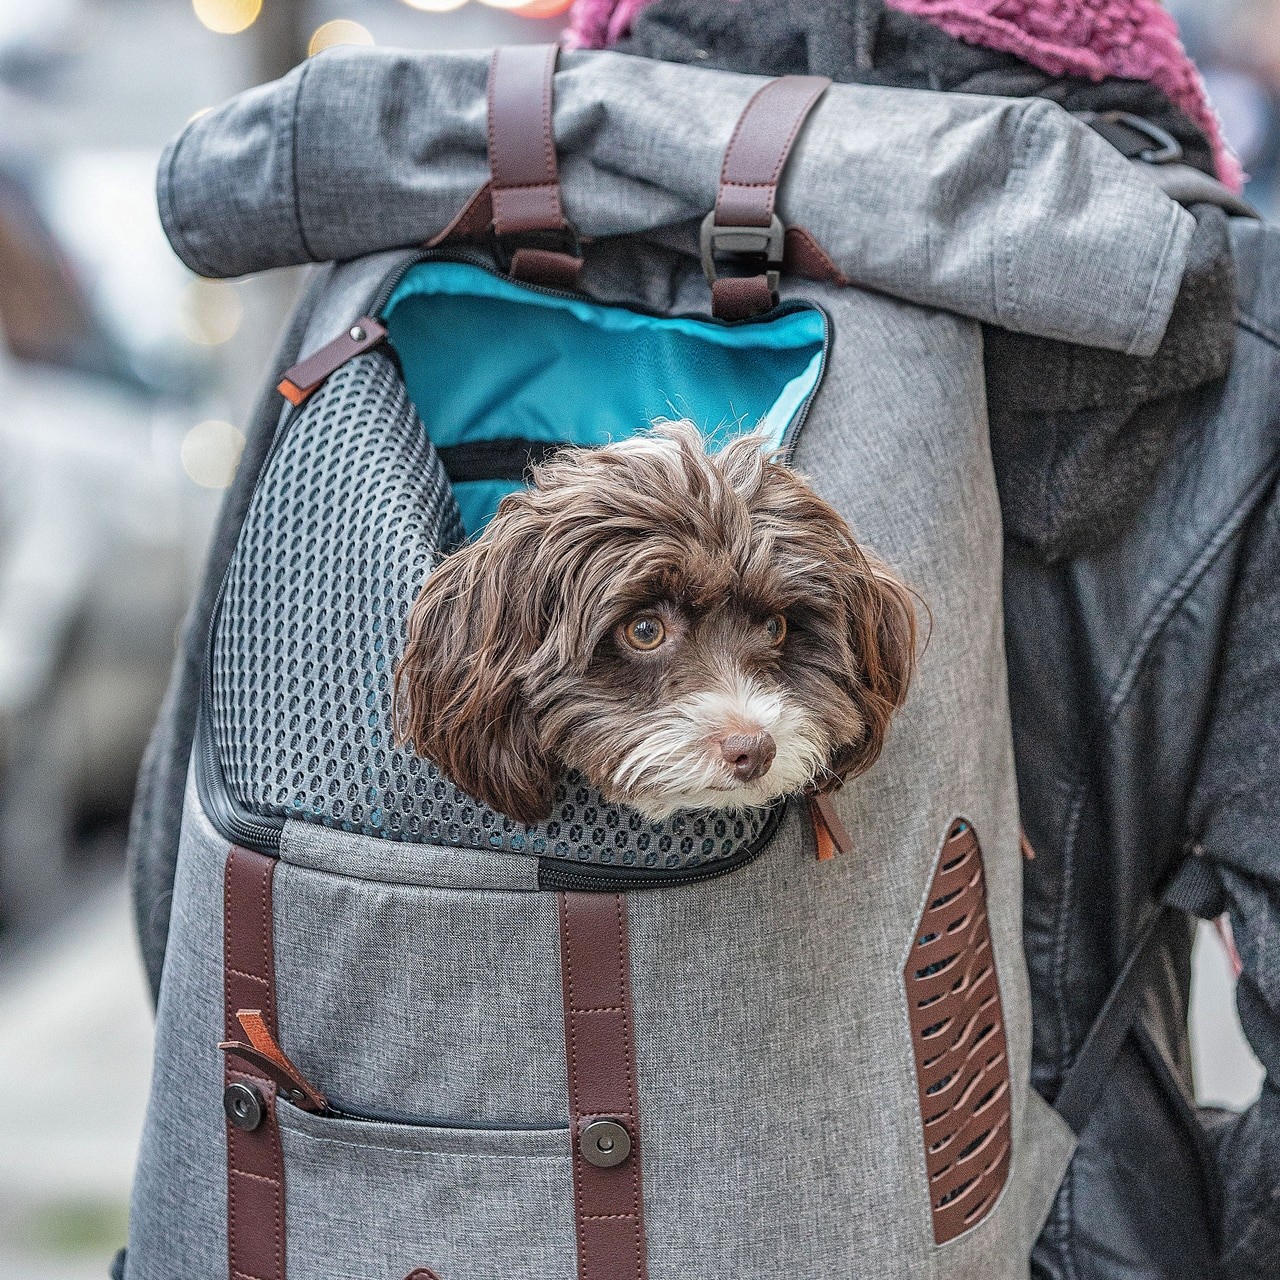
[382,261,826,534]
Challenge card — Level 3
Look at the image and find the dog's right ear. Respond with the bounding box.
[394,502,557,826]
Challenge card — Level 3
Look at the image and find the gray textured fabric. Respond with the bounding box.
[158,47,1191,356]
[126,775,230,1279]
[125,280,1074,1278]
[280,820,541,891]
[276,1105,575,1280]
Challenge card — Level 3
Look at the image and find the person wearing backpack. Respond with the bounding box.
[119,11,1268,1280]
[568,1,1280,1276]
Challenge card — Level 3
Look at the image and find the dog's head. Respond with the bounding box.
[395,422,917,824]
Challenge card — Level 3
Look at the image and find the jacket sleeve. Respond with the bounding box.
[1188,472,1280,1280]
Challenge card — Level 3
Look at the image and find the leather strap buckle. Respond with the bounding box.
[699,211,785,292]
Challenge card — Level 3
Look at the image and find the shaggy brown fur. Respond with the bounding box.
[395,422,917,825]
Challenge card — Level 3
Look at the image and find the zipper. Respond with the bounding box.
[196,245,830,865]
[315,1094,568,1133]
[536,798,789,892]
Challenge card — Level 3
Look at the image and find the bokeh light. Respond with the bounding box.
[511,0,575,15]
[178,279,243,346]
[476,0,537,9]
[181,420,247,489]
[399,0,470,11]
[192,0,262,35]
[308,19,376,57]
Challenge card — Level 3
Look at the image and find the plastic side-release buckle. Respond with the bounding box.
[700,211,786,293]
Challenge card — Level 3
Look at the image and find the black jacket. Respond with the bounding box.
[1009,216,1280,1279]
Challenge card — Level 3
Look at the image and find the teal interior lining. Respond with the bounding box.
[382,261,827,535]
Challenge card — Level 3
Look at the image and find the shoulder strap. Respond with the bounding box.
[1053,856,1216,1134]
[487,44,583,288]
[702,75,830,320]
[1074,111,1260,219]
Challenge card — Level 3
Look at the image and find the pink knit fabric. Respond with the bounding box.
[886,0,1242,190]
[564,0,656,49]
[563,0,1242,190]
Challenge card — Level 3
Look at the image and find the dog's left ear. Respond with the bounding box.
[829,555,919,783]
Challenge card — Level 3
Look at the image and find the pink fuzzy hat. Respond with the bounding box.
[564,0,1243,191]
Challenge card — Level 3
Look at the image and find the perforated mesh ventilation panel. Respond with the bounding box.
[905,821,1012,1244]
[209,350,774,869]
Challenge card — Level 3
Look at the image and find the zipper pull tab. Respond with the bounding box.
[808,792,855,862]
[277,316,387,406]
[219,1009,328,1112]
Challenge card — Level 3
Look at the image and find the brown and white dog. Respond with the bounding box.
[395,421,917,825]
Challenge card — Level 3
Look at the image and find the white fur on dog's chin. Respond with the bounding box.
[604,671,840,821]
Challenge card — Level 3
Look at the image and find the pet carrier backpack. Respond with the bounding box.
[123,44,1199,1280]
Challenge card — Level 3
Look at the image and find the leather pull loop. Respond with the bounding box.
[703,74,830,319]
[487,43,582,287]
[223,846,287,1280]
[559,892,648,1280]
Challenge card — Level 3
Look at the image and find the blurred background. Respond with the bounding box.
[0,1,1273,1276]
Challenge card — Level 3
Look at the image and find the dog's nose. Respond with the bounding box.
[720,732,776,782]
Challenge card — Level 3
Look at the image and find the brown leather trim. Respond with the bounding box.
[783,226,848,286]
[714,75,830,230]
[426,181,494,248]
[487,44,565,237]
[220,1009,327,1112]
[277,317,386,406]
[558,892,648,1280]
[711,274,775,321]
[404,1270,443,1280]
[808,793,854,861]
[904,822,1012,1245]
[509,246,583,289]
[224,846,287,1280]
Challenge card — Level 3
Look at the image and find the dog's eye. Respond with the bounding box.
[622,615,666,651]
[765,614,787,646]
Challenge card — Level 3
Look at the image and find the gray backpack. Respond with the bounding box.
[123,43,1197,1280]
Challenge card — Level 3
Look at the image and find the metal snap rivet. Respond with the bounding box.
[223,1082,265,1132]
[580,1118,631,1168]
[349,325,366,342]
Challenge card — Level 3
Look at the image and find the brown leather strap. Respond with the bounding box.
[224,846,287,1280]
[706,75,830,319]
[488,43,563,235]
[716,74,830,229]
[487,44,582,288]
[277,316,386,406]
[559,892,648,1280]
[710,275,776,322]
[486,45,583,288]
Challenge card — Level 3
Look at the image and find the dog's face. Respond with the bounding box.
[395,423,917,825]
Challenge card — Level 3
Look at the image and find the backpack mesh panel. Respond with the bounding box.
[210,350,772,869]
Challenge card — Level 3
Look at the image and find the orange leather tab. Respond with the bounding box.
[809,793,854,860]
[223,1008,327,1112]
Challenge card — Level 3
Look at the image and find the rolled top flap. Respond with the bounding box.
[159,47,1192,356]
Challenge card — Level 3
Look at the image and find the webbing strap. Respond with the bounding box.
[559,892,649,1280]
[1053,857,1210,1135]
[223,846,287,1280]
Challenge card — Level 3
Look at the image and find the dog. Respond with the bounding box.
[394,421,917,826]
